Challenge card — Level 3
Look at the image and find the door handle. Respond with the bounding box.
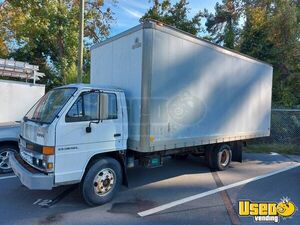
[114,133,121,137]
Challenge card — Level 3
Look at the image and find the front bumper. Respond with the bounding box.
[9,153,54,190]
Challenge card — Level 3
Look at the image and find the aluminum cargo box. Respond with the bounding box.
[91,20,273,152]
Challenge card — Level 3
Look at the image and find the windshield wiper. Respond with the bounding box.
[25,118,49,125]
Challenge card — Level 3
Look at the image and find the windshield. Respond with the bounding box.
[25,88,76,124]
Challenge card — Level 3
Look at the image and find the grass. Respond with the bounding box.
[245,143,300,155]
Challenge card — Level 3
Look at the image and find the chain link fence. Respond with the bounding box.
[268,109,300,144]
[248,109,300,153]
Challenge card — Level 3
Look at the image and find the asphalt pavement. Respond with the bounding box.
[0,152,299,225]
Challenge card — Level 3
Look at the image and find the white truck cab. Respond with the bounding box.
[10,84,128,205]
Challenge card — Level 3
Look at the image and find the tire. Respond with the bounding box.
[0,144,18,174]
[81,157,122,206]
[209,144,232,171]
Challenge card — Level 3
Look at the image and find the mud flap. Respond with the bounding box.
[118,151,129,187]
[231,141,243,162]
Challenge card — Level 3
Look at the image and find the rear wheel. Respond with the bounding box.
[0,144,18,174]
[81,157,122,206]
[207,144,232,171]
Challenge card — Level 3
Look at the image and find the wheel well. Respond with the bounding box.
[84,151,127,186]
[0,141,19,151]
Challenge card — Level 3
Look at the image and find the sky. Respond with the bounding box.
[108,0,219,35]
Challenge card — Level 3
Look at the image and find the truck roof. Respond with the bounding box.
[57,83,124,92]
[91,19,272,68]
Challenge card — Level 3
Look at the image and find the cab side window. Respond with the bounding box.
[66,92,99,122]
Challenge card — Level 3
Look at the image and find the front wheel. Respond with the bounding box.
[81,157,122,206]
[0,144,18,174]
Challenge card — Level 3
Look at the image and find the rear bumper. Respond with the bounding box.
[9,153,54,190]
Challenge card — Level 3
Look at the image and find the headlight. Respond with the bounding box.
[29,154,54,173]
[41,155,54,172]
[20,140,55,173]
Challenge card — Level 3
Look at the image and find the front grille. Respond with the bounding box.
[20,136,43,154]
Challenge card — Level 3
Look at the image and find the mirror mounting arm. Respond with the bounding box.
[86,119,100,133]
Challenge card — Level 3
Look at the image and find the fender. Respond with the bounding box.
[81,150,129,187]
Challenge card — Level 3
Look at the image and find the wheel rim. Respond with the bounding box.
[0,149,13,170]
[93,168,116,196]
[219,148,230,167]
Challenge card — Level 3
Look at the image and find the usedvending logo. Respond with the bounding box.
[238,197,297,223]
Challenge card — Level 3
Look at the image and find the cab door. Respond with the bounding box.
[55,90,123,183]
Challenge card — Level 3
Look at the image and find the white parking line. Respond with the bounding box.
[138,163,300,217]
[0,175,16,180]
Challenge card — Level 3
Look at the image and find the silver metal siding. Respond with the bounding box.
[146,28,272,152]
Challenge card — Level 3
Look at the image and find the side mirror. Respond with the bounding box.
[84,90,101,133]
[86,126,92,133]
[100,93,109,120]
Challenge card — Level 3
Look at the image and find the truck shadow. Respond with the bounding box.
[126,156,209,189]
[125,152,293,190]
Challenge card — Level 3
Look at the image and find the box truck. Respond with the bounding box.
[10,20,273,205]
[0,59,45,173]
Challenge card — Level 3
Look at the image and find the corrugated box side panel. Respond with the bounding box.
[148,27,273,151]
[0,80,45,123]
[91,29,144,147]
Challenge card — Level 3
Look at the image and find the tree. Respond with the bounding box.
[239,1,274,61]
[202,0,242,49]
[0,39,8,58]
[202,0,300,107]
[141,0,203,36]
[0,2,8,59]
[0,0,116,88]
[239,0,300,107]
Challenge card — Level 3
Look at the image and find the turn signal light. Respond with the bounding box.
[47,163,54,169]
[42,146,55,155]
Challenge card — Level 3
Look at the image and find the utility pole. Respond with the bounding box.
[77,0,84,83]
